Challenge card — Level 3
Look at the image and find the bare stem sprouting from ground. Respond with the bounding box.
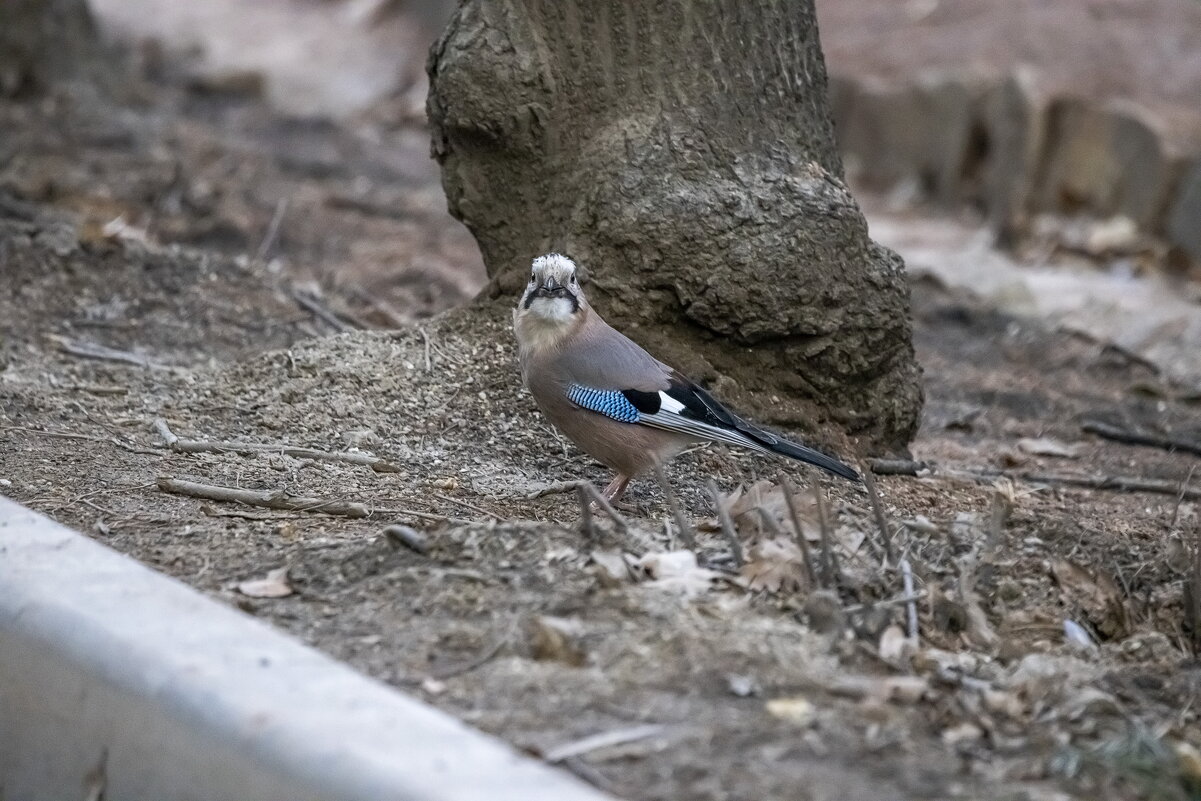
[708,479,743,567]
[653,462,696,549]
[862,469,897,565]
[780,473,820,588]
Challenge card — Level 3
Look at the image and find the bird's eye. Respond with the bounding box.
[570,274,578,285]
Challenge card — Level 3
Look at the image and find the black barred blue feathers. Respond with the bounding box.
[567,384,640,423]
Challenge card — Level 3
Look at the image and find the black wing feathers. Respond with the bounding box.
[663,372,860,481]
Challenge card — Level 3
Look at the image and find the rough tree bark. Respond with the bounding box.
[427,0,922,452]
[0,0,105,96]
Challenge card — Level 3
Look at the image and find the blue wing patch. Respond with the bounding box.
[566,384,640,424]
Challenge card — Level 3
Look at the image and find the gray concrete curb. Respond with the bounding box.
[0,496,617,801]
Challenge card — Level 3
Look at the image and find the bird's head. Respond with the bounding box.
[517,253,587,323]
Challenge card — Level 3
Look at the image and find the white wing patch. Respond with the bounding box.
[657,392,685,414]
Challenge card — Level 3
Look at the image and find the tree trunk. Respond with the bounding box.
[0,0,103,96]
[427,0,922,453]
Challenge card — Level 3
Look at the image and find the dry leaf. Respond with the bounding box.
[589,550,631,587]
[877,624,914,663]
[739,537,806,593]
[1017,437,1081,458]
[631,550,721,598]
[1050,559,1131,638]
[765,697,816,726]
[529,615,587,667]
[236,567,292,598]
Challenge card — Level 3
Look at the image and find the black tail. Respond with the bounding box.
[766,437,861,481]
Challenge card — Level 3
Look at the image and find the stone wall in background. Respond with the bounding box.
[829,69,1201,266]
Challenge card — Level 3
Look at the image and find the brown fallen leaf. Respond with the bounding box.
[740,537,806,593]
[236,567,292,598]
[1050,559,1132,639]
[1017,436,1081,458]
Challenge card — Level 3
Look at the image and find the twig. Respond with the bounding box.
[899,559,918,642]
[1082,419,1201,458]
[579,483,631,535]
[157,477,370,518]
[292,288,353,333]
[868,458,928,476]
[418,326,432,371]
[1189,532,1201,656]
[527,481,585,499]
[957,545,999,649]
[153,418,401,472]
[652,462,695,549]
[985,490,1011,555]
[707,480,743,567]
[153,417,178,446]
[428,622,514,680]
[3,425,160,455]
[55,337,165,369]
[1170,464,1198,530]
[434,493,501,520]
[543,724,665,763]
[954,468,1201,501]
[813,483,843,588]
[577,486,596,540]
[862,469,897,565]
[1022,471,1201,500]
[559,758,618,795]
[382,524,428,555]
[843,590,928,615]
[779,474,819,588]
[255,198,288,262]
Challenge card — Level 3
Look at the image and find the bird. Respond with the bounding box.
[513,253,860,504]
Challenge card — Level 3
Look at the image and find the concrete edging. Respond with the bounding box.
[0,495,615,801]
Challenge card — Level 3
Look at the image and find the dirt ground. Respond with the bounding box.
[3,23,1201,801]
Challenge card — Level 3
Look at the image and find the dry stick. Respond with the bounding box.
[984,491,1011,555]
[56,338,163,369]
[707,479,743,567]
[255,197,288,262]
[418,326,433,371]
[543,723,666,763]
[779,474,820,588]
[652,462,696,549]
[527,481,584,500]
[292,289,352,333]
[868,458,928,476]
[4,425,158,456]
[1169,464,1199,530]
[1190,533,1201,657]
[577,485,596,540]
[1021,471,1201,500]
[434,492,501,520]
[843,590,928,615]
[1082,419,1201,458]
[578,483,631,536]
[157,477,370,518]
[812,483,843,588]
[899,558,919,642]
[861,469,897,566]
[428,620,516,680]
[153,418,401,473]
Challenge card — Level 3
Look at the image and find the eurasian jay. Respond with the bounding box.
[514,253,860,503]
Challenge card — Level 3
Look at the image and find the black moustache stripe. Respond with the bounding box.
[523,287,579,312]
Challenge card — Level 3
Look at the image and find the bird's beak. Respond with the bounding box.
[536,277,568,296]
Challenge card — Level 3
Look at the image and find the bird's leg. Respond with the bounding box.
[601,473,631,503]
